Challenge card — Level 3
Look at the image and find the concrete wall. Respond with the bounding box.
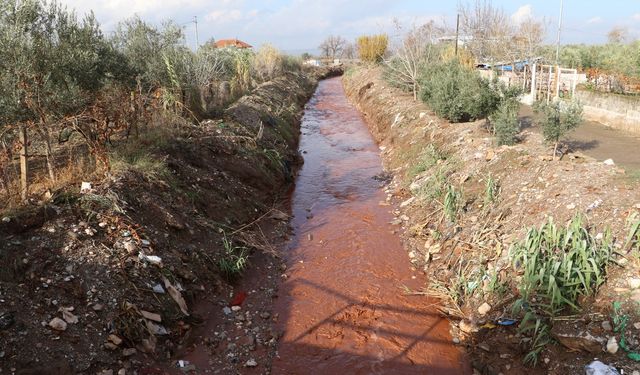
[575,89,640,133]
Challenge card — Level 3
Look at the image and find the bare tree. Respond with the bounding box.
[319,35,347,59]
[607,26,629,44]
[459,0,514,64]
[384,20,447,99]
[513,17,546,61]
[341,42,356,59]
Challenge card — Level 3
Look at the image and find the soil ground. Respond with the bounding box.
[343,66,640,375]
[0,71,320,374]
[520,105,640,172]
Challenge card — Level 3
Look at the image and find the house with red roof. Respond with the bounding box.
[213,39,253,49]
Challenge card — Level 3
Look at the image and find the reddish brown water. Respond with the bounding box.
[271,77,469,374]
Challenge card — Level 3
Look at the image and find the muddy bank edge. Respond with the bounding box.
[343,66,640,374]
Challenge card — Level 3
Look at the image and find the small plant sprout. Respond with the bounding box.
[484,174,499,204]
[218,233,249,281]
[443,184,461,222]
[624,212,640,251]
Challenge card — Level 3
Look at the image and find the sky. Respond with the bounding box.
[58,0,640,53]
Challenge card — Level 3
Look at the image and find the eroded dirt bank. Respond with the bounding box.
[343,66,640,374]
[271,77,469,374]
[0,71,320,374]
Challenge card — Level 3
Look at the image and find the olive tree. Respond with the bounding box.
[0,0,116,196]
[534,100,583,157]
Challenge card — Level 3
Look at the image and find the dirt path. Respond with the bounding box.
[271,78,469,374]
[520,105,640,171]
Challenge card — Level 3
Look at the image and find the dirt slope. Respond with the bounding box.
[0,71,319,374]
[343,66,640,374]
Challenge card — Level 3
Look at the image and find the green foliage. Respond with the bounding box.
[490,101,519,145]
[0,0,120,125]
[543,41,640,79]
[218,234,249,280]
[111,17,188,90]
[518,312,551,366]
[443,185,461,222]
[624,212,640,251]
[407,144,446,180]
[419,61,501,122]
[510,215,613,316]
[534,100,584,147]
[484,174,499,204]
[490,96,520,146]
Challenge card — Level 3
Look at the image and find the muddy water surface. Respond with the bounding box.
[272,77,469,374]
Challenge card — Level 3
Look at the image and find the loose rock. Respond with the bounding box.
[48,317,67,331]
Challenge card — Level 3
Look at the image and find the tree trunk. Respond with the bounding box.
[19,125,28,201]
[43,128,56,182]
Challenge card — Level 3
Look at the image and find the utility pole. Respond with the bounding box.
[194,16,199,50]
[455,14,460,56]
[555,0,563,65]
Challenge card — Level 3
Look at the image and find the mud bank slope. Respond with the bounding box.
[343,66,640,374]
[0,71,319,374]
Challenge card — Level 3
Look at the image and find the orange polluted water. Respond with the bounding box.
[272,77,470,375]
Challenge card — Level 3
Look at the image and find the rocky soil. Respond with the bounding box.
[0,68,342,374]
[344,66,640,374]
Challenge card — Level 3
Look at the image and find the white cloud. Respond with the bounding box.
[55,0,445,51]
[587,16,603,24]
[633,13,640,21]
[205,9,244,23]
[511,4,532,24]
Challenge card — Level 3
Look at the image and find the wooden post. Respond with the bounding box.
[19,125,28,201]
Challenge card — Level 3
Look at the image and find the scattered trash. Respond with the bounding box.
[496,318,517,326]
[163,276,189,316]
[230,291,247,306]
[177,360,196,372]
[138,253,162,266]
[245,358,258,367]
[585,361,620,375]
[587,199,603,212]
[80,182,92,194]
[603,159,615,166]
[1,217,10,223]
[223,307,232,315]
[152,284,165,294]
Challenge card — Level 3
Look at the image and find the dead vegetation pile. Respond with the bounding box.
[344,66,640,374]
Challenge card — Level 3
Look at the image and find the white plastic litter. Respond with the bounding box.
[585,361,620,375]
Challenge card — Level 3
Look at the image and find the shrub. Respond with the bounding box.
[419,61,500,122]
[253,44,284,82]
[510,214,612,315]
[533,100,583,155]
[490,97,520,145]
[357,34,388,63]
